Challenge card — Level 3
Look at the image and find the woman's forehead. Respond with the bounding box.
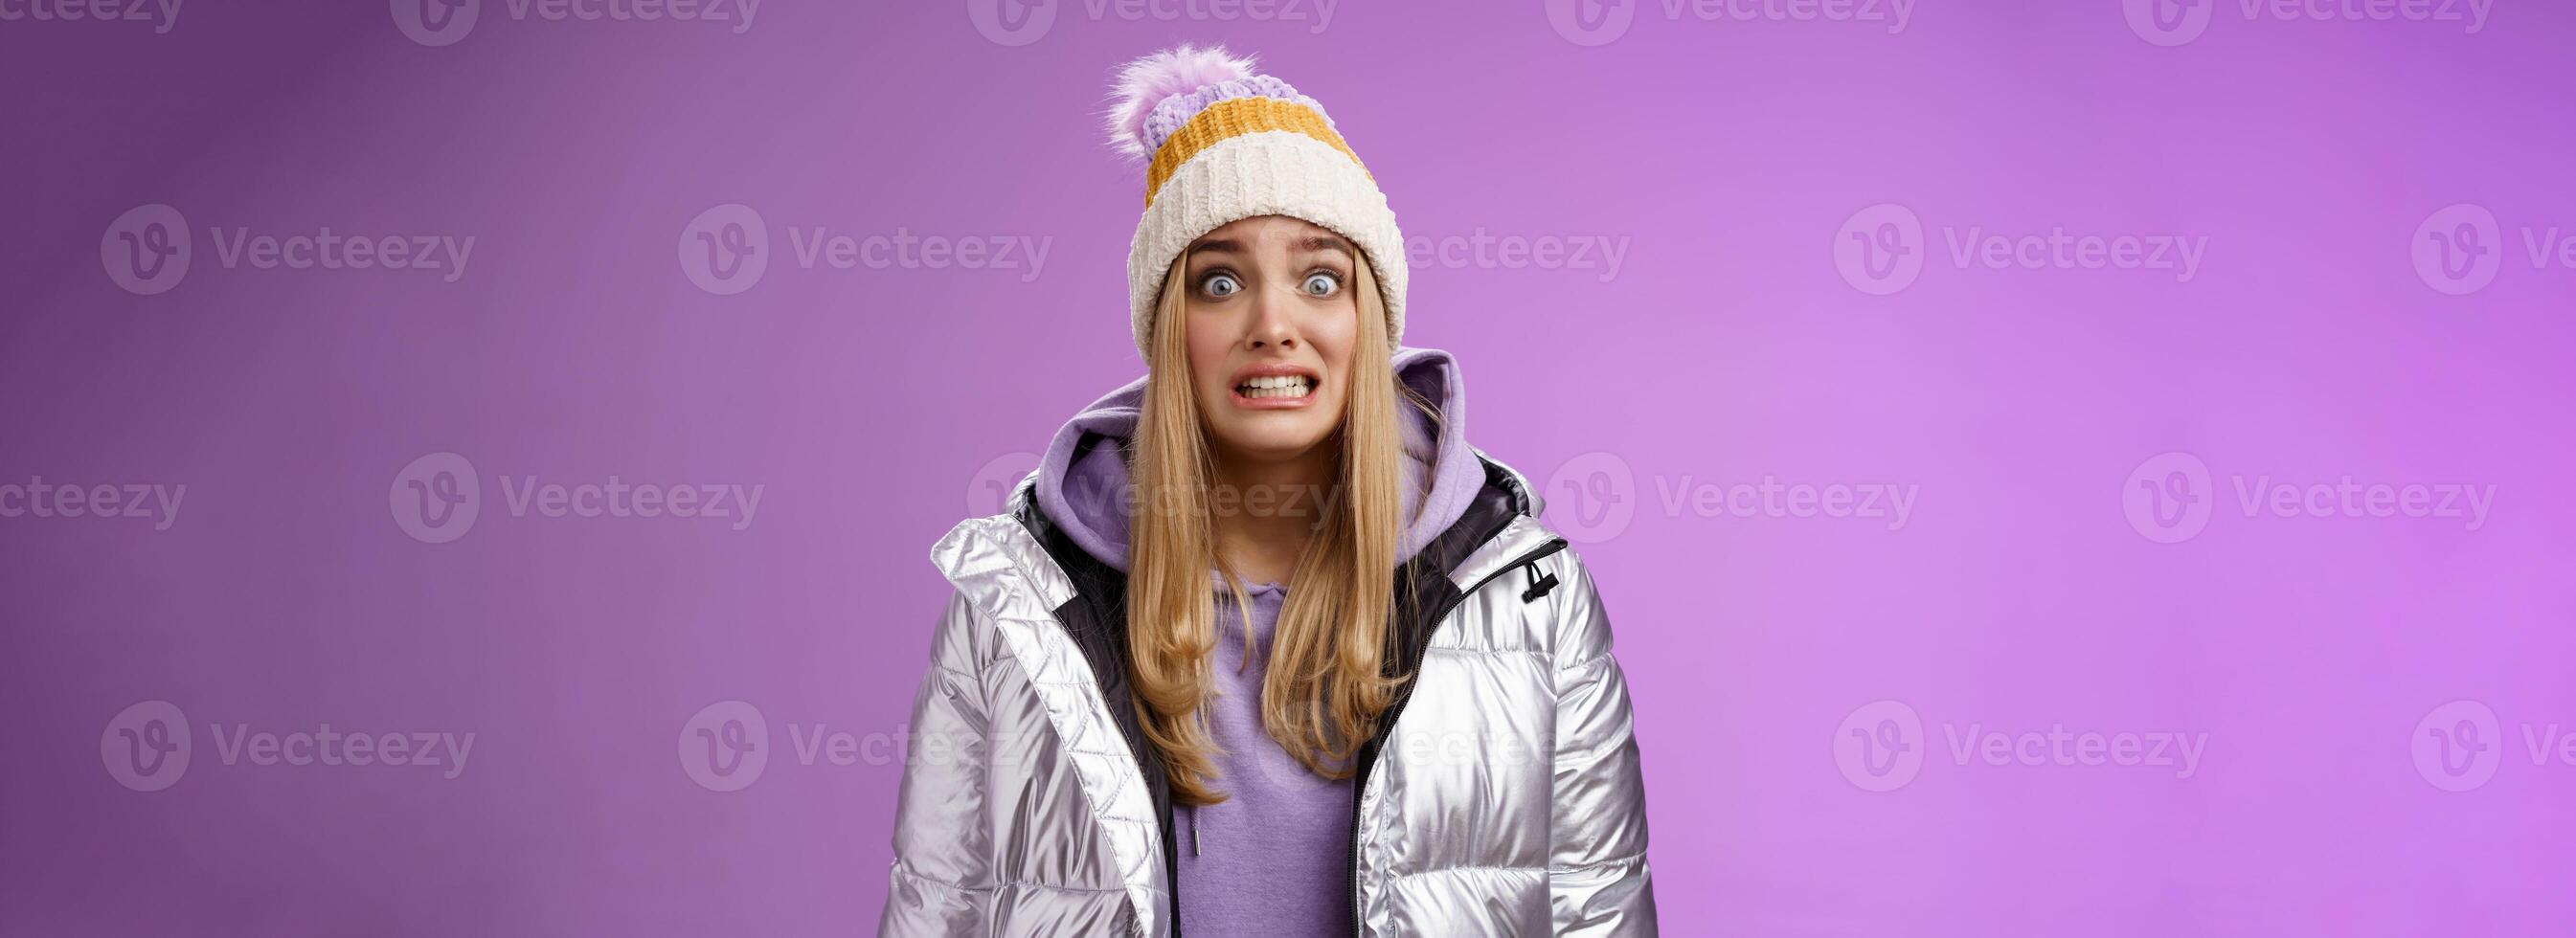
[1195,214,1339,246]
[1189,214,1346,250]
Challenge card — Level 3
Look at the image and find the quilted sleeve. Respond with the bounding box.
[878,590,997,936]
[1545,548,1659,935]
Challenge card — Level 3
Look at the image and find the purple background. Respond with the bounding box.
[6,1,2573,935]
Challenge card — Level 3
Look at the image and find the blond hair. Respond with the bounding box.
[1123,250,1435,805]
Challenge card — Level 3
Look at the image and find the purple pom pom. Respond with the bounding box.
[1104,43,1258,161]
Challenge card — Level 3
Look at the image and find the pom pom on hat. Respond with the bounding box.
[1104,44,1259,161]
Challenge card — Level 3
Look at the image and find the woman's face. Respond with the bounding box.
[1182,214,1361,465]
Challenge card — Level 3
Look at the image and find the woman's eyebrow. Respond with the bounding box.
[1186,234,1348,260]
[1299,235,1354,257]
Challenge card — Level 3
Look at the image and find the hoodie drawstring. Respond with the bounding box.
[1520,559,1559,603]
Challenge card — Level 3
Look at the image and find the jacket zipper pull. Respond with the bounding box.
[1519,559,1559,603]
[1192,808,1203,856]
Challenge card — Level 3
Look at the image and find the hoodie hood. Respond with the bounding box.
[1031,346,1485,576]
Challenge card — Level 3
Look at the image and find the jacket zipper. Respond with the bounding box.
[1344,534,1569,936]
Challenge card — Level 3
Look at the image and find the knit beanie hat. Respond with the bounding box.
[1106,45,1407,361]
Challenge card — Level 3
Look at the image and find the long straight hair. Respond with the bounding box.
[1123,249,1437,805]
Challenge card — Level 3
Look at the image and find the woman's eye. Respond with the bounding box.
[1201,273,1242,298]
[1301,272,1342,298]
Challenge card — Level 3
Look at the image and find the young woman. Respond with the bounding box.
[880,46,1657,937]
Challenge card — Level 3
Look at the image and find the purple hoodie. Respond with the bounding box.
[1032,346,1487,937]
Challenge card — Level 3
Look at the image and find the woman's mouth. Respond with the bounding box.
[1231,374,1317,408]
[1235,375,1315,399]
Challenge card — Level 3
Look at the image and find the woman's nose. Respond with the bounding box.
[1246,284,1299,349]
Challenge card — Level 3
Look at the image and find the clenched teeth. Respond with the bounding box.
[1236,375,1316,398]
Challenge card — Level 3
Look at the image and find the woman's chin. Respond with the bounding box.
[1207,421,1335,463]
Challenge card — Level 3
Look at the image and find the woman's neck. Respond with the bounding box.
[1207,443,1337,587]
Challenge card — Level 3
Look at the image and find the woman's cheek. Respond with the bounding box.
[1184,329,1227,397]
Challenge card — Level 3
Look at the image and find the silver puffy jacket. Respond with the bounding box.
[880,454,1657,936]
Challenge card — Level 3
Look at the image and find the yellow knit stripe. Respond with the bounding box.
[1145,96,1370,207]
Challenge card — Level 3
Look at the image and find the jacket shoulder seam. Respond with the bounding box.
[893,861,1160,898]
[1424,645,1547,658]
[1557,647,1616,675]
[1548,849,1650,875]
[891,860,1164,896]
[1382,862,1547,884]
